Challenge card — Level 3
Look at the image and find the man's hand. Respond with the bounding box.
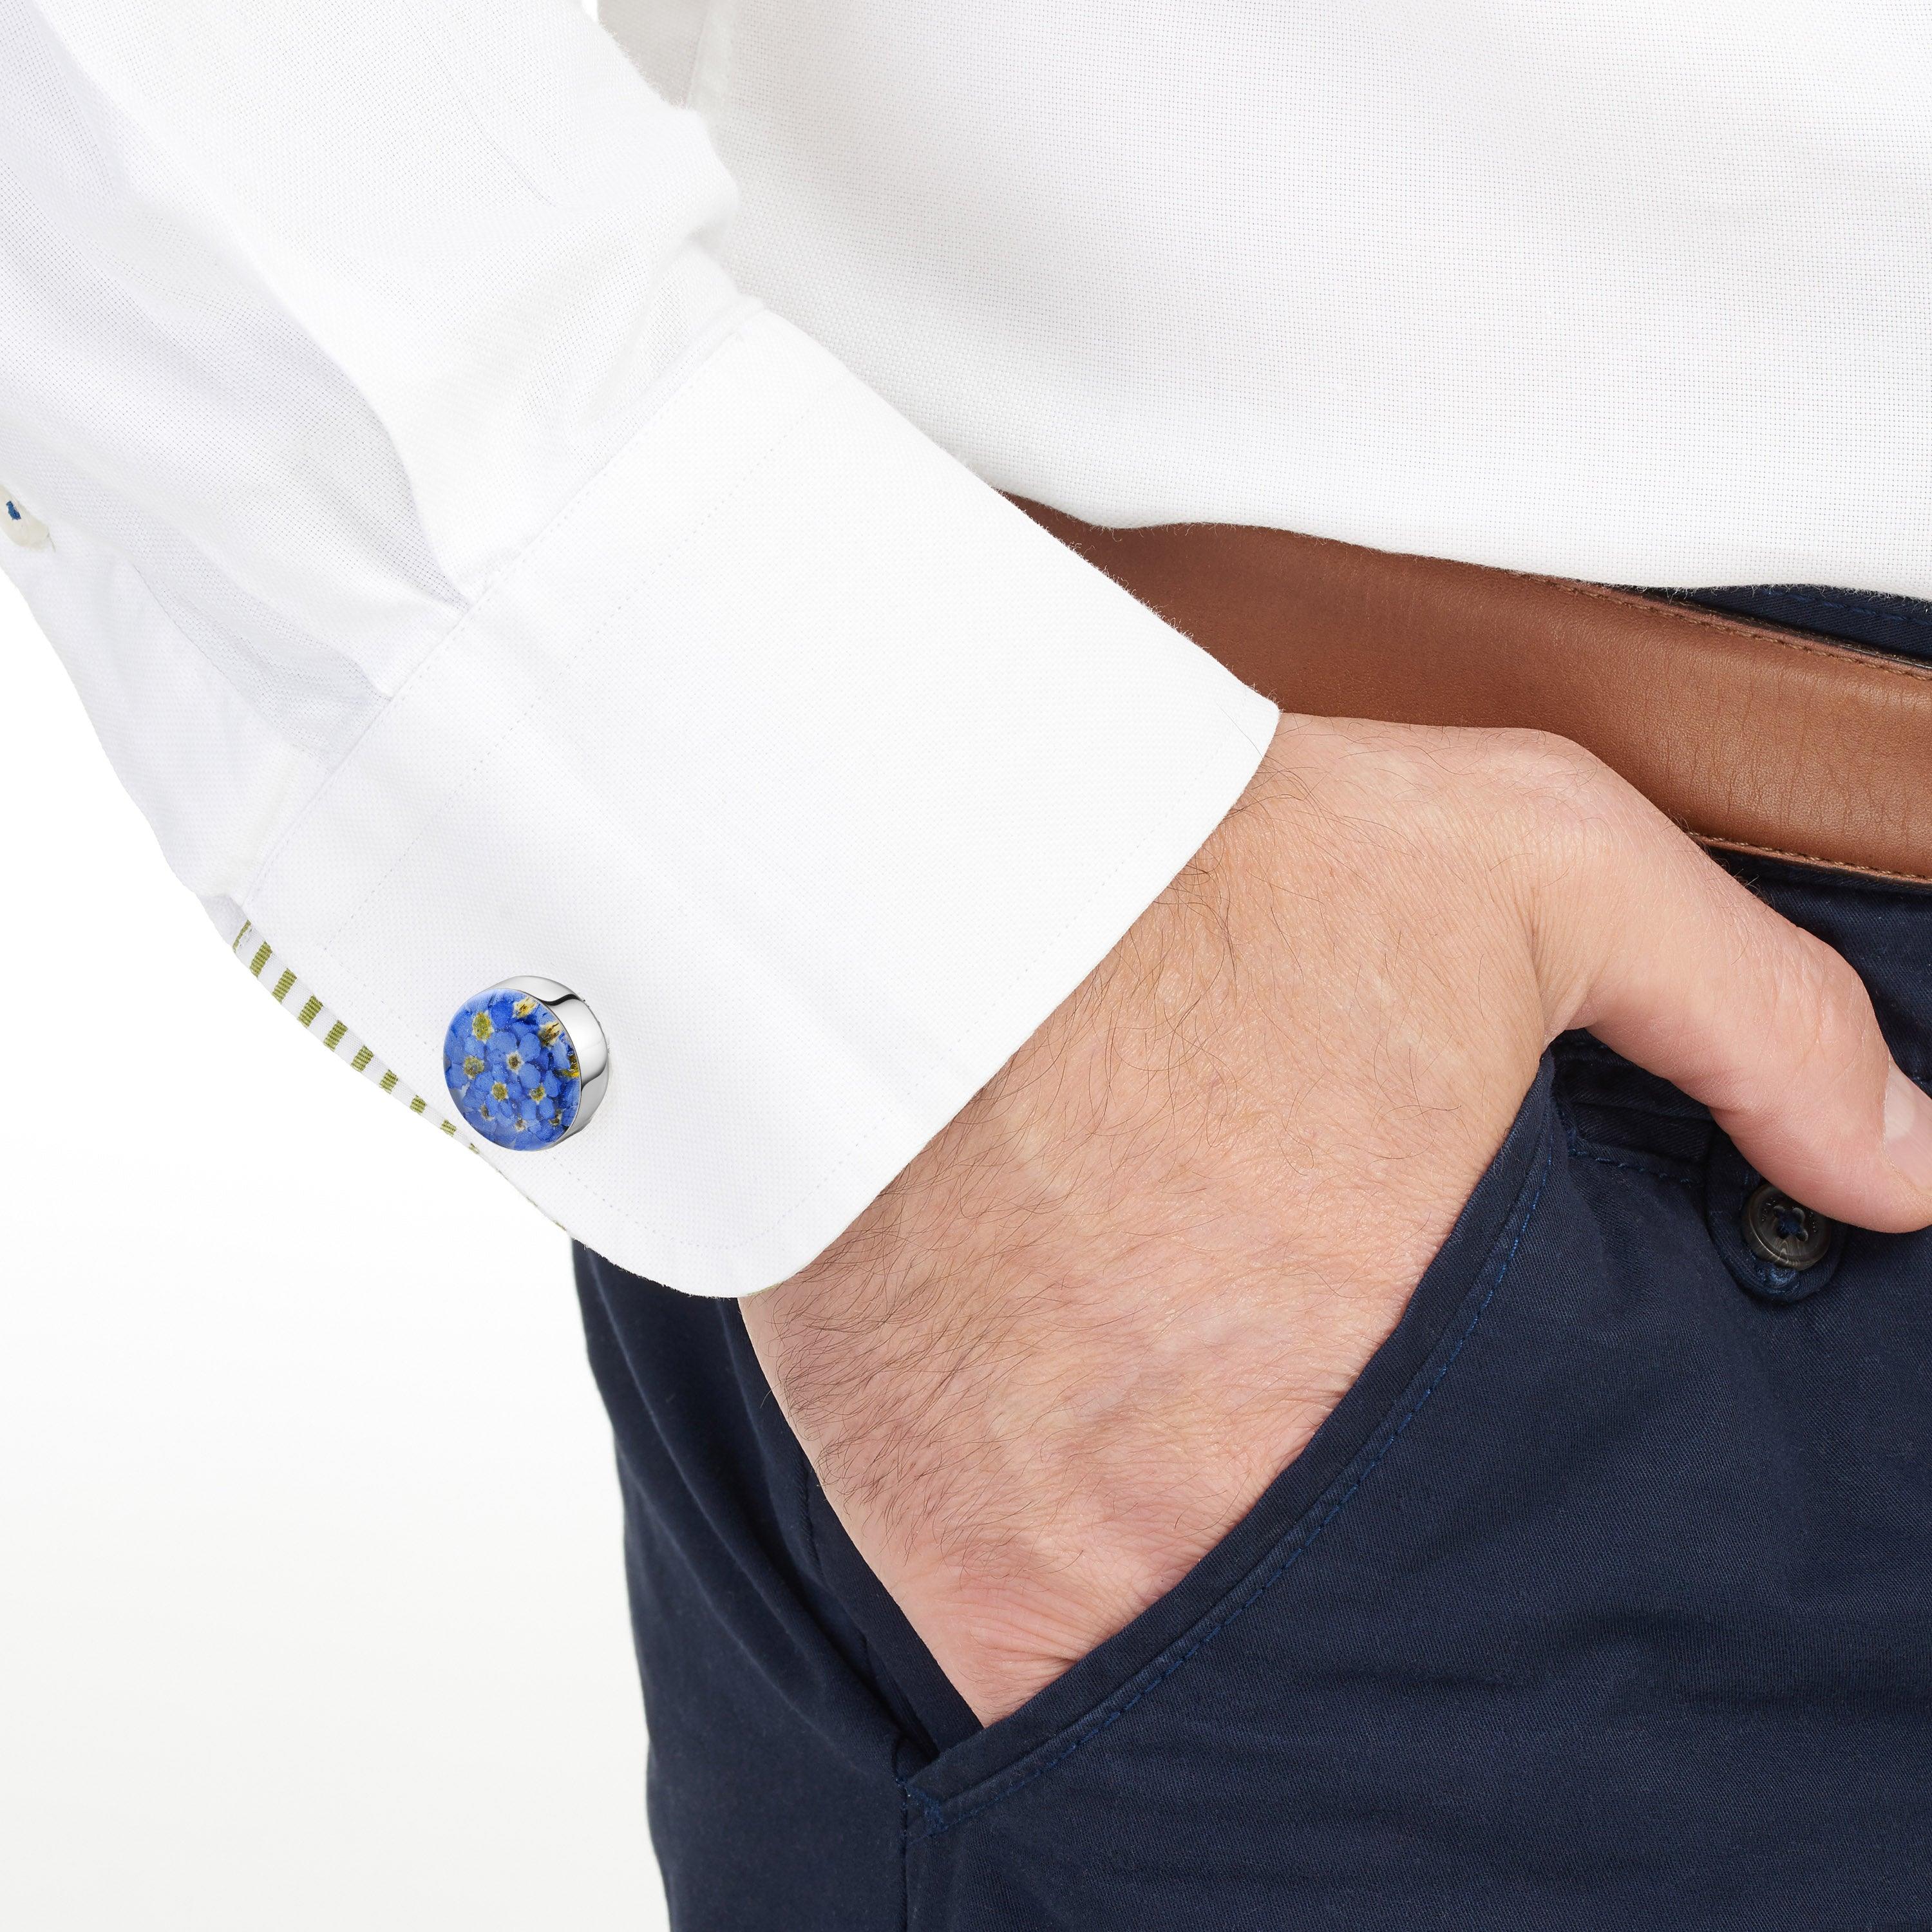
[743,718,1932,1724]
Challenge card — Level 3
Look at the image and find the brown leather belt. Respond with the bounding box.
[1019,500,1932,886]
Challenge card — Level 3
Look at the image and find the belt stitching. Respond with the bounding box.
[1548,576,1932,687]
[1703,838,1932,891]
[1544,578,1932,882]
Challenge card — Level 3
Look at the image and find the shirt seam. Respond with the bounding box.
[298,342,833,945]
[241,294,764,900]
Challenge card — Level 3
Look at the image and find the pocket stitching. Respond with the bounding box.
[905,1137,1557,1841]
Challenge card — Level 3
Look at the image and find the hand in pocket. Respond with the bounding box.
[743,717,1932,1723]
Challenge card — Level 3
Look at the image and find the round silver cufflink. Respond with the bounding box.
[442,978,607,1150]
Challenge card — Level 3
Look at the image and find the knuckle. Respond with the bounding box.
[1471,730,1646,871]
[1743,923,1879,1096]
[1486,731,1616,812]
[1779,929,1871,1041]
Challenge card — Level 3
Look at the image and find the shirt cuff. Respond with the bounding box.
[242,310,1278,1294]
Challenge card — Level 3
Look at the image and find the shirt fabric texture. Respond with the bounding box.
[6,0,1927,1289]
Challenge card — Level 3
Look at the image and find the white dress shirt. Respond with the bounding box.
[612,0,1932,598]
[5,1,1926,1292]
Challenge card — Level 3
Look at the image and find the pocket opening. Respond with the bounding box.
[893,1057,1565,1826]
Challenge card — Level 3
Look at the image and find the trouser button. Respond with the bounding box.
[1741,1183,1835,1272]
[1705,1137,1845,1302]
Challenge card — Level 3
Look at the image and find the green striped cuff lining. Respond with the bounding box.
[230,920,475,1149]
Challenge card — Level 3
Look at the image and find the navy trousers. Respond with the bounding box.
[575,589,1932,1929]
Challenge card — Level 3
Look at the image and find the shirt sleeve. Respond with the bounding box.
[0,0,1276,1294]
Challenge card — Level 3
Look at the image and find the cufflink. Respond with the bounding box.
[442,980,607,1150]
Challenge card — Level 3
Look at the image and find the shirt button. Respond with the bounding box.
[3,493,50,549]
[1741,1182,1835,1272]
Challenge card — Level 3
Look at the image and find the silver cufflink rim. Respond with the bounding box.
[512,978,609,1144]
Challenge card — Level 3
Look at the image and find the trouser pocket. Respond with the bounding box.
[893,1023,1932,1932]
[891,1057,1564,1819]
[581,854,1932,1932]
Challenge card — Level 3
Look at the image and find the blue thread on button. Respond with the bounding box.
[442,987,583,1150]
[5,502,21,522]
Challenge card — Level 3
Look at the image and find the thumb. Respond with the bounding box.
[1531,783,1932,1235]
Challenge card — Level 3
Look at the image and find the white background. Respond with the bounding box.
[0,565,670,1924]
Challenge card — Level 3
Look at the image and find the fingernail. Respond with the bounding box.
[1884,1065,1932,1191]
